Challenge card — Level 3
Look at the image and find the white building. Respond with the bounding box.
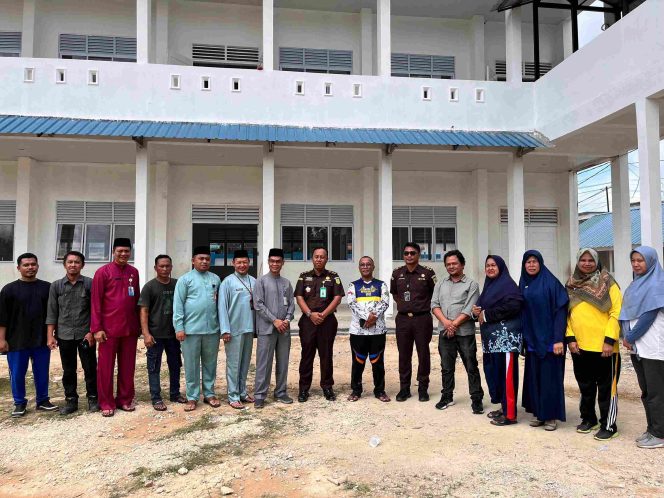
[0,0,661,295]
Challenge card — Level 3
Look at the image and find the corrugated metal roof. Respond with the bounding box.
[0,115,549,148]
[579,205,664,249]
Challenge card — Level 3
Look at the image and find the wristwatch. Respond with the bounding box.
[306,311,312,318]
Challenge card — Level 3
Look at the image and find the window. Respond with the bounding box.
[58,34,136,62]
[391,53,455,79]
[279,47,353,74]
[392,206,457,261]
[55,201,135,262]
[281,204,353,261]
[0,31,21,57]
[0,200,16,262]
[192,44,260,69]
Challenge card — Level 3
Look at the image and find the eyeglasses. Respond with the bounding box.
[403,251,418,256]
[359,263,373,267]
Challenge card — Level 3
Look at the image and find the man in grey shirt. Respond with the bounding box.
[253,248,295,408]
[46,251,98,415]
[431,249,483,414]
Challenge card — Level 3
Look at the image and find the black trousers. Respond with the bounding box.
[298,315,337,391]
[350,334,386,396]
[571,350,621,431]
[395,313,433,392]
[632,354,664,439]
[439,334,484,403]
[58,338,97,400]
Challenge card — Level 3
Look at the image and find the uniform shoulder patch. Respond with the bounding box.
[422,265,435,272]
[328,270,339,276]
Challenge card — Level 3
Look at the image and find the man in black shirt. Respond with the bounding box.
[138,254,186,410]
[0,253,58,417]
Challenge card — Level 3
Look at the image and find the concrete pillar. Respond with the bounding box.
[562,16,573,59]
[361,166,375,257]
[473,169,489,283]
[378,150,393,314]
[636,97,663,262]
[136,0,152,64]
[155,0,169,64]
[261,146,275,274]
[507,154,525,276]
[262,0,274,71]
[15,157,35,256]
[610,155,632,288]
[505,7,522,84]
[471,15,485,81]
[360,7,374,76]
[21,0,36,58]
[567,170,579,276]
[135,146,151,284]
[153,161,169,256]
[377,0,391,77]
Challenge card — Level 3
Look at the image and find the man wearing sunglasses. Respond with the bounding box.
[390,243,437,402]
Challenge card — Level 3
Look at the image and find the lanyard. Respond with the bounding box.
[234,274,253,296]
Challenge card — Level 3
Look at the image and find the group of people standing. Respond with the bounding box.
[0,237,662,449]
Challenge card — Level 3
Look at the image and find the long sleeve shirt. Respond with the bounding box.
[172,269,221,335]
[45,275,92,341]
[90,262,140,338]
[347,278,390,335]
[566,283,622,353]
[218,272,256,336]
[431,275,479,336]
[254,273,295,336]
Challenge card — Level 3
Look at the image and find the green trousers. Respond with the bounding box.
[181,333,220,401]
[224,332,254,402]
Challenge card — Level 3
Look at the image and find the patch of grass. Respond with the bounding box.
[344,481,371,495]
[160,413,219,440]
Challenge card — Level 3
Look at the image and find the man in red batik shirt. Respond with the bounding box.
[91,238,140,417]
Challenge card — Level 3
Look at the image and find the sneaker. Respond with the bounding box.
[88,397,100,413]
[576,420,600,434]
[36,400,58,412]
[435,398,455,410]
[636,432,651,443]
[59,398,78,416]
[274,395,293,404]
[471,401,484,415]
[637,436,664,449]
[395,389,411,402]
[594,428,619,441]
[11,403,27,417]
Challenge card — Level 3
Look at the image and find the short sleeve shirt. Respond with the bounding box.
[294,269,344,312]
[390,264,437,314]
[138,278,177,339]
[0,280,51,351]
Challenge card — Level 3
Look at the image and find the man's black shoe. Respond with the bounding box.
[297,391,309,403]
[88,397,100,413]
[395,389,411,402]
[418,391,430,402]
[322,388,337,401]
[36,400,58,412]
[11,403,27,417]
[471,401,485,414]
[435,398,455,410]
[254,399,265,409]
[60,398,78,416]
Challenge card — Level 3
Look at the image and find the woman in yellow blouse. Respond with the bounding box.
[565,248,622,442]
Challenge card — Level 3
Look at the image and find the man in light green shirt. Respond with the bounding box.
[218,249,256,410]
[173,246,221,411]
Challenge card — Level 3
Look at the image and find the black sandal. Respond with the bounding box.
[487,409,502,419]
[490,415,517,426]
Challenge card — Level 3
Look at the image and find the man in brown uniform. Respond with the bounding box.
[294,247,344,402]
[390,242,437,402]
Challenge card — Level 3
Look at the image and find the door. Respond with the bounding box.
[192,224,258,280]
[499,224,560,279]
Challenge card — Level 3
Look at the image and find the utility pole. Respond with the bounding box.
[605,186,610,212]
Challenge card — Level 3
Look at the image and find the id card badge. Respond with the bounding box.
[319,286,327,299]
[283,295,289,306]
[404,291,411,302]
[128,286,135,297]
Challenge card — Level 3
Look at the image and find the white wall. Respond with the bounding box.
[34,0,136,59]
[392,16,473,80]
[0,0,22,32]
[0,162,17,283]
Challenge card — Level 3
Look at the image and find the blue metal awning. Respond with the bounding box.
[0,115,549,148]
[579,204,664,249]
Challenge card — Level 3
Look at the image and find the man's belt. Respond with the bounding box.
[397,311,430,317]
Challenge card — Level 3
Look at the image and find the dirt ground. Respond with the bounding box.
[0,335,663,498]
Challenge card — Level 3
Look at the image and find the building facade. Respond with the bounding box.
[0,0,662,298]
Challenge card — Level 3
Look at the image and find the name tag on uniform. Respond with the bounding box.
[283,295,288,306]
[404,291,411,302]
[128,286,135,297]
[320,287,327,299]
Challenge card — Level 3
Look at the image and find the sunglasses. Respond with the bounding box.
[403,251,418,256]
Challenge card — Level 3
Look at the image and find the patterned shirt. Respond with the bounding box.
[347,278,390,336]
